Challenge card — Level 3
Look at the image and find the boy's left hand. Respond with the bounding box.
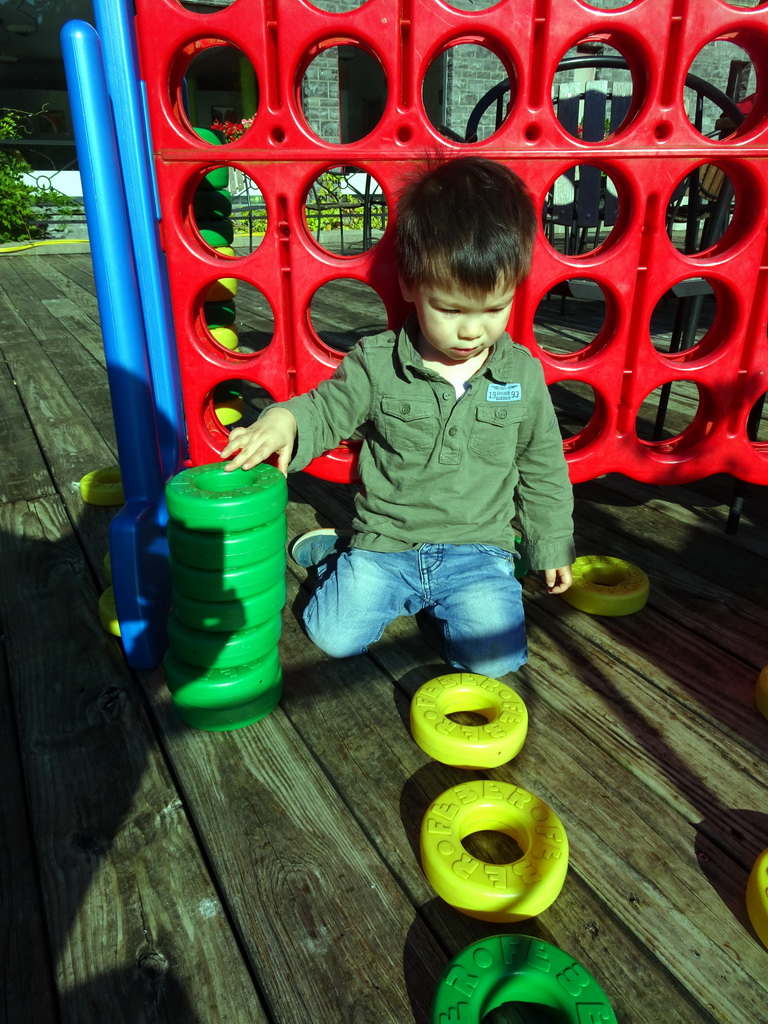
[544,566,572,595]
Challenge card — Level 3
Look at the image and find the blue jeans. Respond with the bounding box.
[302,543,527,677]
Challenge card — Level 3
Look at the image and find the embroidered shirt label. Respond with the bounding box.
[487,382,521,402]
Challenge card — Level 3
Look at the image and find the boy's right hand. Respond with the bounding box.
[220,407,298,475]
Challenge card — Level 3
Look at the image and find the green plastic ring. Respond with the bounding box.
[200,166,229,190]
[431,934,617,1024]
[165,463,287,531]
[199,221,234,248]
[171,576,287,632]
[163,650,282,732]
[169,547,285,601]
[204,299,237,325]
[194,188,232,219]
[167,514,287,571]
[167,611,282,668]
[193,127,225,145]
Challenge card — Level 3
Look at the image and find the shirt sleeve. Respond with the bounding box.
[513,356,576,570]
[271,341,375,473]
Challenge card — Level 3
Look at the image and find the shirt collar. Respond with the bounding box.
[395,312,517,384]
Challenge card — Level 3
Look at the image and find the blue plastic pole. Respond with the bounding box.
[91,0,185,482]
[62,20,170,669]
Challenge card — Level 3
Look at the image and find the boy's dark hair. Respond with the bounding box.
[395,156,537,294]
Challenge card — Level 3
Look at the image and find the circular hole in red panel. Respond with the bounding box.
[201,282,276,358]
[424,41,512,143]
[635,379,711,446]
[300,42,386,143]
[665,163,744,256]
[191,171,266,255]
[542,164,622,255]
[444,0,506,10]
[534,279,607,356]
[200,280,275,356]
[685,40,755,140]
[308,279,388,354]
[650,280,719,359]
[175,42,258,141]
[748,389,767,446]
[205,380,275,444]
[177,0,243,11]
[304,166,388,256]
[306,0,368,9]
[581,0,633,8]
[548,379,602,449]
[552,42,634,141]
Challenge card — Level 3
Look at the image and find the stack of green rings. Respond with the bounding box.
[193,128,242,425]
[193,127,235,251]
[163,462,288,731]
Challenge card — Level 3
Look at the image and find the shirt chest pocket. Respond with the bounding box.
[380,396,437,452]
[468,403,525,458]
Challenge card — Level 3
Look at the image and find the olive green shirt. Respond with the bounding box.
[280,316,574,569]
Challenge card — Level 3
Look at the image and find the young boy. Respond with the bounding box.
[221,156,574,678]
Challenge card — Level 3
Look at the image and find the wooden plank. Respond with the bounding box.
[0,651,58,1022]
[574,477,768,599]
[35,254,99,315]
[0,303,120,565]
[0,339,57,504]
[2,258,114,431]
[135,662,449,1024]
[0,496,265,1023]
[522,591,768,859]
[570,501,768,672]
[277,488,766,1022]
[366,617,766,1023]
[20,255,108,368]
[273,495,712,1023]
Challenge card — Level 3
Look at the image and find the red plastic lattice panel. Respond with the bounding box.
[134,0,768,485]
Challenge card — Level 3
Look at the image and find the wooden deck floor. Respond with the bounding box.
[1,249,767,1024]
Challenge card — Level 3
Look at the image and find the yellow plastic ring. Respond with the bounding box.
[420,779,568,922]
[560,555,649,616]
[410,673,528,768]
[79,466,124,506]
[755,666,768,720]
[205,277,239,302]
[214,394,244,426]
[210,323,240,350]
[98,586,121,636]
[747,847,768,949]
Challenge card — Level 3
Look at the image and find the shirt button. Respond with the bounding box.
[401,403,410,414]
[442,392,451,401]
[448,426,458,436]
[497,409,508,419]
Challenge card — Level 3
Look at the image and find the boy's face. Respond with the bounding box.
[400,278,515,365]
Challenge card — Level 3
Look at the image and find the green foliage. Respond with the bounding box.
[0,108,77,244]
